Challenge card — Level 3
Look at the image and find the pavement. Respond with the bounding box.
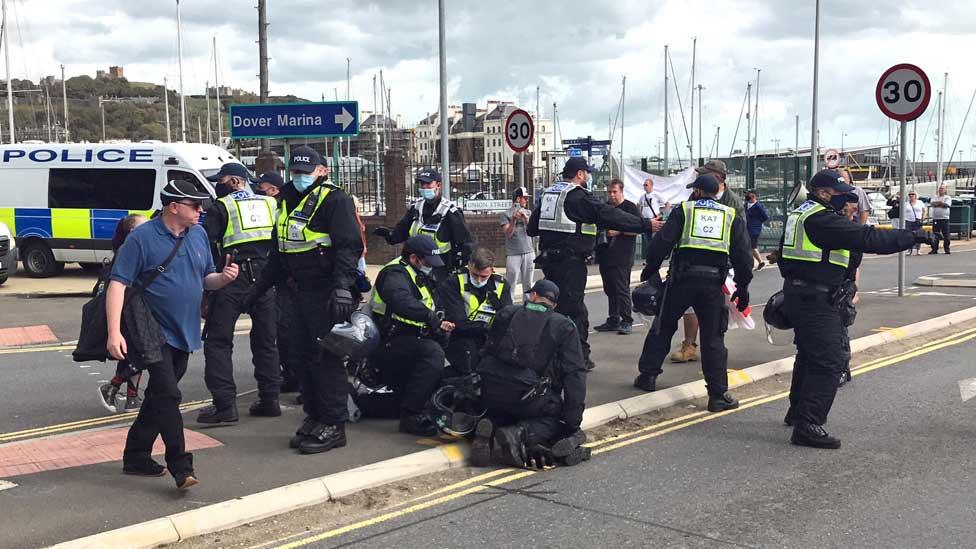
[5,242,976,547]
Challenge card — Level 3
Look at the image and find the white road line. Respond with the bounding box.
[0,480,16,491]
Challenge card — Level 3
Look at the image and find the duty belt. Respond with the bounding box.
[785,278,835,293]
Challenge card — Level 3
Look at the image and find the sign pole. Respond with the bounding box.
[898,120,907,297]
[519,152,524,188]
[283,141,291,174]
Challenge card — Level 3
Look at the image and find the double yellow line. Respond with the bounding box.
[266,324,976,549]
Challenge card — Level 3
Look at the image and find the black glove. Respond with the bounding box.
[731,288,749,312]
[913,230,935,247]
[329,288,357,323]
[373,226,395,244]
[426,309,445,330]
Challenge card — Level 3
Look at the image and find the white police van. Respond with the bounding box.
[0,142,238,277]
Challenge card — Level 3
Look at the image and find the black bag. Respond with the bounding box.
[72,237,185,363]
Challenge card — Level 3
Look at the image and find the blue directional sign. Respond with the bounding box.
[567,148,583,157]
[229,101,360,139]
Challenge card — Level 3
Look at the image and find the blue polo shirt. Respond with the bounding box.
[111,217,216,352]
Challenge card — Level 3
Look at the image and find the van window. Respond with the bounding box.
[167,169,212,197]
[48,168,156,210]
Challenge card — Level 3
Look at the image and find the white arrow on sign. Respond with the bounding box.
[334,108,354,131]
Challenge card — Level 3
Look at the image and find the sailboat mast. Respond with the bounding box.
[176,0,187,141]
[213,35,223,145]
[3,0,14,143]
[663,45,669,173]
[690,37,696,162]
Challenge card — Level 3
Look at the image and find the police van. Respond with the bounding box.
[0,142,239,277]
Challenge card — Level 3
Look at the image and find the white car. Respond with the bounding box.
[0,220,14,285]
[866,192,889,224]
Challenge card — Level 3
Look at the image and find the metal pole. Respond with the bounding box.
[795,114,799,155]
[898,121,907,297]
[3,0,13,143]
[535,85,540,184]
[690,37,696,162]
[44,84,51,142]
[176,0,186,142]
[257,0,270,152]
[912,119,917,184]
[745,82,751,159]
[519,152,524,188]
[213,36,223,145]
[810,0,820,178]
[61,64,69,142]
[754,68,761,156]
[163,77,171,142]
[197,116,202,143]
[205,80,212,144]
[438,0,450,200]
[373,74,379,194]
[99,97,105,142]
[663,45,669,174]
[620,75,626,173]
[697,84,703,160]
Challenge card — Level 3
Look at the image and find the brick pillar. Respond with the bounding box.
[384,151,408,226]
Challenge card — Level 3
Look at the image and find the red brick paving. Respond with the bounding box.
[0,427,222,478]
[0,325,58,347]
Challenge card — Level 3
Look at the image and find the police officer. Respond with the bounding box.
[197,163,281,424]
[245,145,363,455]
[370,235,454,436]
[374,169,475,282]
[779,170,931,449]
[471,279,589,468]
[527,156,652,369]
[437,247,512,376]
[633,174,752,414]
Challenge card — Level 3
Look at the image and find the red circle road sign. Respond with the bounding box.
[876,63,931,122]
[823,148,841,169]
[504,109,534,153]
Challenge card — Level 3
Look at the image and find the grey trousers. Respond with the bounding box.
[505,251,536,299]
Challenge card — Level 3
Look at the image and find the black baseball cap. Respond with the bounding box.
[416,168,442,184]
[562,157,594,178]
[160,178,212,205]
[513,186,528,200]
[256,171,285,188]
[686,174,720,194]
[403,235,445,267]
[290,145,322,174]
[206,162,256,182]
[530,279,560,303]
[809,169,854,193]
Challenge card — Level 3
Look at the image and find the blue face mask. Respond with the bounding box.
[293,174,316,192]
[469,275,489,289]
[418,264,433,276]
[829,194,850,211]
[419,188,437,200]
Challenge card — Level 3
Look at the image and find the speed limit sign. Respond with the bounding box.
[876,63,931,122]
[504,109,534,153]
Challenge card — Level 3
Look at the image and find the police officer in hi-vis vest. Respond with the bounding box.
[244,145,364,455]
[634,174,753,415]
[527,156,651,370]
[778,169,931,449]
[198,163,281,425]
[374,168,475,283]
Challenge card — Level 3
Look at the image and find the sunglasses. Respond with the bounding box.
[176,200,203,210]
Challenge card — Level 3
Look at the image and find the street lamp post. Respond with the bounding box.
[841,132,848,154]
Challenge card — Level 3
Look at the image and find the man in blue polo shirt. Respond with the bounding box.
[106,179,239,491]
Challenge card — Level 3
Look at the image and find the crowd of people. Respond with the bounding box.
[94,147,939,490]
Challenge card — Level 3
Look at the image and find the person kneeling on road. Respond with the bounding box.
[471,279,590,469]
[369,235,454,436]
[633,174,753,414]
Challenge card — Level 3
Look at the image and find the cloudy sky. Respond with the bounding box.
[9,0,976,164]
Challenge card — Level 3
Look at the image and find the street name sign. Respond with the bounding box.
[229,101,360,139]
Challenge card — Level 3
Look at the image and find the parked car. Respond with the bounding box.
[0,220,15,285]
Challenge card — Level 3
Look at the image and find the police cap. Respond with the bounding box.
[416,168,442,184]
[562,157,594,178]
[808,169,854,193]
[289,145,322,174]
[403,234,445,267]
[530,279,560,303]
[206,162,256,182]
[686,174,720,195]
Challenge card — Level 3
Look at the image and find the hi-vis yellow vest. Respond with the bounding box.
[676,199,734,255]
[458,273,506,324]
[782,200,851,267]
[277,184,334,254]
[537,182,597,236]
[408,198,456,256]
[371,258,434,328]
[219,192,276,248]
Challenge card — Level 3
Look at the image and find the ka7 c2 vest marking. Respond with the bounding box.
[219,192,276,248]
[676,199,734,255]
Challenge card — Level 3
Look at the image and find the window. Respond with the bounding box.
[48,168,156,210]
[167,170,210,197]
[542,138,546,146]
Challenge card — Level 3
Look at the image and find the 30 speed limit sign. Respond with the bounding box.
[876,63,931,122]
[505,109,534,153]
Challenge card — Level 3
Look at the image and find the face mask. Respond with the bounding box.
[469,275,489,289]
[418,264,433,276]
[829,194,849,211]
[293,174,316,192]
[716,190,725,199]
[419,188,437,200]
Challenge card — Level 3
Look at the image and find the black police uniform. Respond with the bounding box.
[201,190,281,418]
[528,182,649,364]
[387,197,475,282]
[778,193,922,443]
[476,301,587,451]
[636,196,753,400]
[436,272,513,376]
[252,177,363,452]
[369,259,447,432]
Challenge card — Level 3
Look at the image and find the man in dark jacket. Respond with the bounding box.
[744,190,770,270]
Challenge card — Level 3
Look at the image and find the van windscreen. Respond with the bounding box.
[48,168,156,210]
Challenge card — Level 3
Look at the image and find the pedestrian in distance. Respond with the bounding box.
[903,191,925,255]
[594,179,641,335]
[638,177,667,260]
[744,190,769,270]
[107,179,240,491]
[499,186,535,300]
[929,184,952,254]
[97,213,147,413]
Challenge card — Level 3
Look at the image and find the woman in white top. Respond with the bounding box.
[903,191,926,255]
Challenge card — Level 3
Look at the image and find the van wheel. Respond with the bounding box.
[0,274,7,286]
[22,242,64,278]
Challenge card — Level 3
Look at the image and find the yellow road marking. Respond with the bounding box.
[0,330,250,355]
[402,468,516,504]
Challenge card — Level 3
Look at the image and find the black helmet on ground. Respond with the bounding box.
[317,310,380,360]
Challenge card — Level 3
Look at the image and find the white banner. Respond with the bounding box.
[622,165,696,210]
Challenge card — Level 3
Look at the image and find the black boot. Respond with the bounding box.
[249,399,282,417]
[399,413,438,437]
[298,423,347,454]
[196,404,239,424]
[593,320,620,332]
[784,407,795,427]
[491,425,527,468]
[550,429,586,459]
[707,392,739,413]
[558,445,592,466]
[289,416,319,449]
[791,421,841,449]
[470,418,494,467]
[633,373,657,392]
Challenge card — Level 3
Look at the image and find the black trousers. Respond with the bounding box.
[542,257,590,361]
[275,281,302,390]
[291,287,349,425]
[785,287,849,425]
[203,276,281,409]
[123,345,192,477]
[375,334,445,415]
[637,281,729,396]
[484,391,564,446]
[445,334,482,377]
[599,262,634,325]
[932,219,951,252]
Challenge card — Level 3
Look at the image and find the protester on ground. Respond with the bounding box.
[778,169,933,449]
[471,279,590,469]
[437,247,511,376]
[97,213,147,413]
[500,187,535,299]
[639,177,667,259]
[929,184,952,254]
[595,179,641,335]
[370,235,454,436]
[196,163,281,425]
[107,180,239,491]
[744,190,769,270]
[903,191,925,255]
